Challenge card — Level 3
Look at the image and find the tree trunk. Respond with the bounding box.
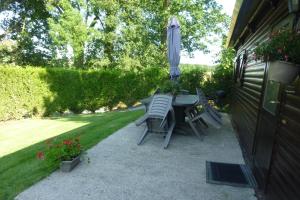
[160,0,170,46]
[74,46,85,68]
[103,10,117,68]
[160,0,170,67]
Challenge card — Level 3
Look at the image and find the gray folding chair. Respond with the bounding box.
[142,88,161,112]
[184,105,206,140]
[196,88,222,125]
[184,88,222,140]
[135,94,175,149]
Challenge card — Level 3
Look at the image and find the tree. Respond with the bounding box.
[0,0,229,69]
[0,39,17,64]
[140,0,229,57]
[46,0,89,68]
[0,0,52,65]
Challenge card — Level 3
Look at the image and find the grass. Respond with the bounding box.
[0,110,144,200]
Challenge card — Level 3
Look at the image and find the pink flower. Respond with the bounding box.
[284,55,289,61]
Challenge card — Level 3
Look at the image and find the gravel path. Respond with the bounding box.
[16,114,256,200]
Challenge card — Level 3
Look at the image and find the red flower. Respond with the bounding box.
[63,140,72,145]
[36,151,45,160]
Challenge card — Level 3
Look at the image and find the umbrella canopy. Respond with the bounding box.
[167,17,181,80]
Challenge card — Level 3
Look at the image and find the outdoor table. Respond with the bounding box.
[141,94,203,139]
[140,94,199,123]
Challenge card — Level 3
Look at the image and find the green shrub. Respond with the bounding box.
[0,66,51,120]
[0,66,168,121]
[0,65,213,121]
[160,80,182,95]
[179,67,207,94]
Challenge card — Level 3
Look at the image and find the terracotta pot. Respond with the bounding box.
[268,61,299,84]
[60,155,80,172]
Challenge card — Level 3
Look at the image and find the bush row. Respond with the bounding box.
[0,66,168,121]
[0,65,215,121]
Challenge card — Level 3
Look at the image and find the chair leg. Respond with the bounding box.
[199,118,209,128]
[137,127,149,145]
[188,120,204,141]
[163,123,175,149]
[184,108,204,141]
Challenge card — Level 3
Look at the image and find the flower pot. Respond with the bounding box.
[268,61,299,84]
[60,155,80,172]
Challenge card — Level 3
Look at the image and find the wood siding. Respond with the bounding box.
[232,0,288,164]
[231,0,300,199]
[266,91,300,200]
[232,61,265,159]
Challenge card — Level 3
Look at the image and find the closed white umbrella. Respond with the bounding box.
[167,17,181,80]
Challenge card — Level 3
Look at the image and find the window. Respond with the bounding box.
[263,80,281,115]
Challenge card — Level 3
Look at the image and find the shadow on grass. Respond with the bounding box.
[0,110,144,200]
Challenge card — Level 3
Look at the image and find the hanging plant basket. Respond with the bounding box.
[268,61,299,84]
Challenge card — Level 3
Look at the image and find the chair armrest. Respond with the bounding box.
[135,114,149,126]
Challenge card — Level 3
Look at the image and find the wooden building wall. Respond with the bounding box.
[231,0,300,199]
[265,88,300,200]
[232,0,288,164]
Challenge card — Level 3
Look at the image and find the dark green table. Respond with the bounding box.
[141,94,199,123]
[141,94,198,106]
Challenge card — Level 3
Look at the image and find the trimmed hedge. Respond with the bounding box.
[0,65,210,121]
[0,66,167,121]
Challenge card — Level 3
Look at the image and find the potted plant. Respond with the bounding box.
[37,137,85,172]
[254,29,300,84]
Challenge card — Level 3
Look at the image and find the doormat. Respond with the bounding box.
[206,161,257,188]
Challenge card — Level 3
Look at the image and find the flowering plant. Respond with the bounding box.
[254,29,300,64]
[37,137,82,164]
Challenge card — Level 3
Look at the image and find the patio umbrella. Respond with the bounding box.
[167,17,181,80]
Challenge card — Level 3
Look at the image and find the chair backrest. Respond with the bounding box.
[196,88,209,106]
[196,88,222,121]
[148,95,173,120]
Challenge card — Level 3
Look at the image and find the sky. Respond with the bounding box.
[181,0,236,65]
[0,0,236,65]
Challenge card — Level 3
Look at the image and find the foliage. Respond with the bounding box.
[0,0,229,69]
[40,137,82,167]
[0,40,18,64]
[0,65,167,121]
[160,80,182,95]
[254,29,300,64]
[0,110,144,200]
[212,46,235,94]
[179,67,207,93]
[180,64,216,70]
[202,39,235,101]
[0,0,52,66]
[0,64,214,121]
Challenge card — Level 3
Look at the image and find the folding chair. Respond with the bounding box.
[135,94,176,149]
[196,88,222,125]
[184,88,223,140]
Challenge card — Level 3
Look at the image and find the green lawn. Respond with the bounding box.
[0,110,144,200]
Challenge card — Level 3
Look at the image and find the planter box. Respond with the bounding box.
[268,61,299,84]
[60,156,81,172]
